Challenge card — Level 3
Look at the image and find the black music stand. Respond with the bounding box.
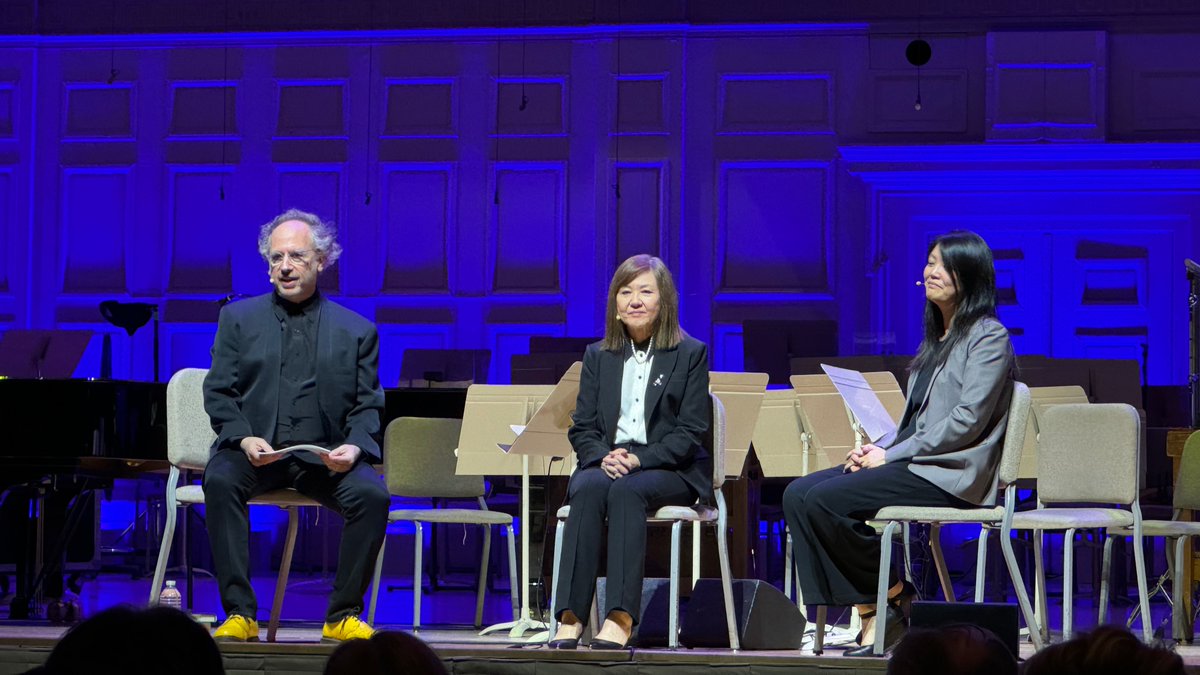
[398,349,490,388]
[0,330,90,379]
[99,301,160,382]
[742,319,838,385]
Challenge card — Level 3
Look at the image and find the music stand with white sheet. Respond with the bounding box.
[455,363,580,640]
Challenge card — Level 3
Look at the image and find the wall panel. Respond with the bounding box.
[167,169,233,293]
[61,169,129,293]
[718,73,833,134]
[490,164,564,294]
[612,163,666,265]
[0,172,9,293]
[717,162,830,294]
[1,27,1198,386]
[63,84,135,139]
[169,84,237,138]
[382,165,453,293]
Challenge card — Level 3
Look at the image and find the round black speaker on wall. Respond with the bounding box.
[906,39,932,66]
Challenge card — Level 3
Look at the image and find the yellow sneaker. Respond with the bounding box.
[321,615,375,643]
[213,615,260,642]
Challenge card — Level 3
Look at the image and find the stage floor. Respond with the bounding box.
[2,572,1199,673]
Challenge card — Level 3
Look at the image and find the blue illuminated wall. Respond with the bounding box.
[1,26,1199,384]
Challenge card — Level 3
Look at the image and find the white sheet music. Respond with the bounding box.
[257,443,332,456]
[819,364,898,443]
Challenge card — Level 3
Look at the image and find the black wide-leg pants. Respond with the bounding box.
[782,462,970,607]
[202,451,390,623]
[553,466,696,625]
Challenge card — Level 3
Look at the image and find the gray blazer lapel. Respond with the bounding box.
[643,347,678,425]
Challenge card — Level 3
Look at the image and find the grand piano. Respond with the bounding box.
[0,378,169,618]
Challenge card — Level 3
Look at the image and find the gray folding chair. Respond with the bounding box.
[366,416,519,630]
[1009,403,1152,643]
[548,393,740,650]
[1104,429,1200,642]
[150,367,320,642]
[867,382,1042,654]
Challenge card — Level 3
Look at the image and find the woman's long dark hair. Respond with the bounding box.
[909,231,999,374]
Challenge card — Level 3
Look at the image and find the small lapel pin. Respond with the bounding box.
[653,374,664,387]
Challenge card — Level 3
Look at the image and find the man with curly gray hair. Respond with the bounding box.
[202,209,387,644]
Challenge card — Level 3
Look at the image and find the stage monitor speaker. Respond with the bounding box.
[681,579,806,650]
[597,577,674,647]
[910,601,1019,659]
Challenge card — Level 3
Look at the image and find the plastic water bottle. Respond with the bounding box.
[159,580,182,611]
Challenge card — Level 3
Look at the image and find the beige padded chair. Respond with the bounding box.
[150,367,321,642]
[1104,429,1200,642]
[548,393,740,650]
[1009,403,1152,643]
[366,417,518,630]
[865,382,1042,654]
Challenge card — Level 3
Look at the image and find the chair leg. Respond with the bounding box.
[930,523,954,602]
[814,606,827,655]
[507,524,520,622]
[149,504,179,606]
[1034,529,1049,644]
[692,521,701,590]
[413,521,423,630]
[548,520,564,637]
[1000,525,1044,651]
[716,508,740,650]
[1098,535,1113,625]
[474,524,492,629]
[975,528,990,603]
[1133,527,1153,643]
[901,522,914,584]
[873,522,899,656]
[784,530,793,601]
[268,507,300,643]
[1063,528,1076,641]
[668,521,681,649]
[367,533,388,626]
[786,528,805,608]
[1174,536,1192,643]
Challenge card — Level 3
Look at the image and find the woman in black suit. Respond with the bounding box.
[549,254,711,650]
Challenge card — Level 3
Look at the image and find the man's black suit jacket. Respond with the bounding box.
[203,292,385,461]
[567,335,712,501]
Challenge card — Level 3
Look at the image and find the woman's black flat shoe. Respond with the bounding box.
[589,638,631,650]
[843,605,906,657]
[547,637,579,649]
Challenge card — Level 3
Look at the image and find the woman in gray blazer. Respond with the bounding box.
[549,255,711,650]
[782,231,1015,656]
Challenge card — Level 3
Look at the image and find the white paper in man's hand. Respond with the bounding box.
[257,444,333,457]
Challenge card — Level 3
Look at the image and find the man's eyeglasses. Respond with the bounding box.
[268,250,315,268]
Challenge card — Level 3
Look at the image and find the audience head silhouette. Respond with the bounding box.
[887,623,1016,675]
[1021,625,1183,675]
[38,605,223,675]
[323,631,447,675]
